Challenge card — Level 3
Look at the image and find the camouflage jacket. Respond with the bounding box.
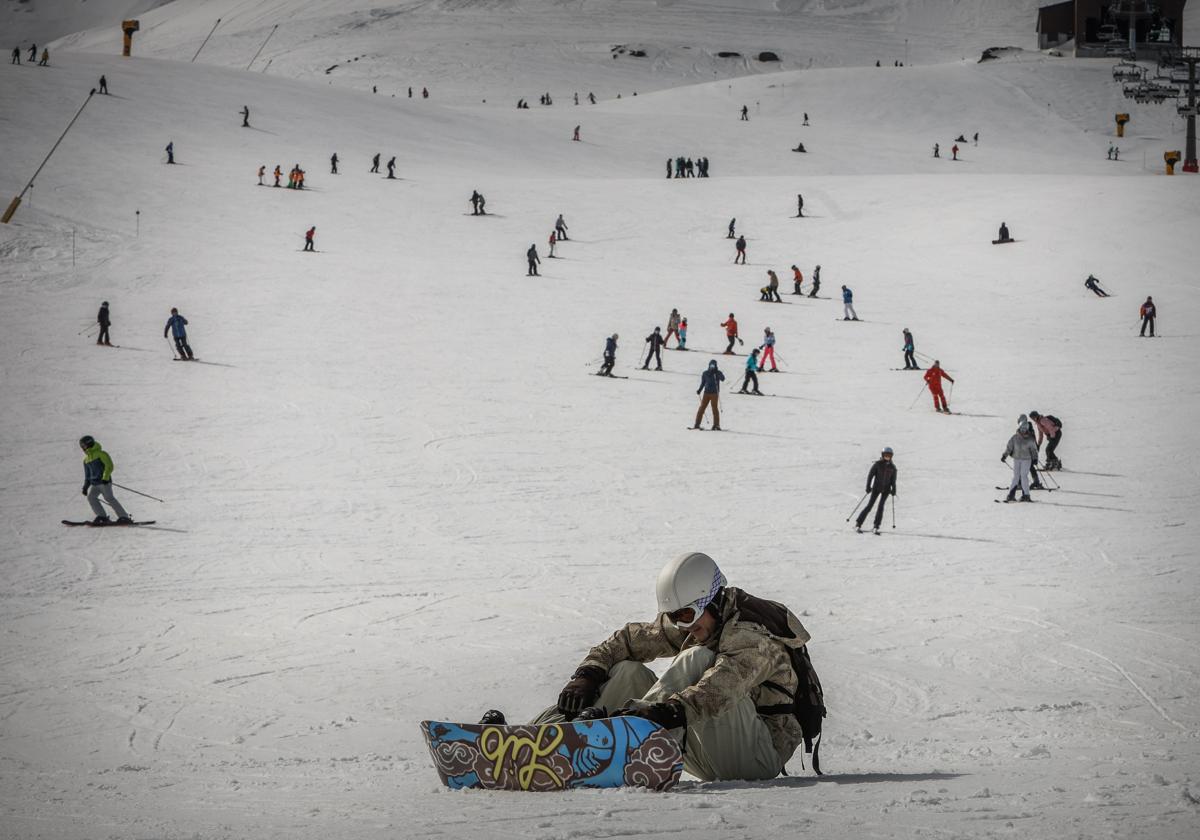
[578,586,811,767]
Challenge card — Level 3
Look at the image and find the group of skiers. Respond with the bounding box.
[469,190,488,215]
[11,44,49,65]
[525,215,568,274]
[1085,277,1159,338]
[257,164,307,189]
[370,153,399,178]
[668,157,712,178]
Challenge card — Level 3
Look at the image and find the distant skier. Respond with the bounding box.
[973,131,979,145]
[951,144,959,161]
[1107,144,1114,160]
[901,328,918,370]
[739,350,763,395]
[386,156,396,178]
[734,235,747,264]
[470,190,482,215]
[526,244,541,276]
[854,447,897,534]
[678,317,689,350]
[763,270,781,302]
[273,165,282,187]
[164,308,194,360]
[78,436,132,525]
[721,313,740,354]
[758,328,778,372]
[933,142,940,158]
[841,285,858,321]
[96,301,112,346]
[692,360,726,430]
[422,86,428,98]
[665,308,682,347]
[1113,146,1120,160]
[555,214,569,241]
[371,153,380,173]
[257,165,265,185]
[803,112,809,125]
[796,194,804,217]
[304,226,316,252]
[165,141,175,164]
[791,265,804,295]
[643,326,666,370]
[792,142,806,153]
[331,153,339,174]
[588,92,596,104]
[1028,411,1063,471]
[28,44,36,62]
[808,265,821,298]
[740,105,749,121]
[1001,421,1038,502]
[573,125,580,141]
[599,334,618,377]
[666,158,673,178]
[727,218,736,239]
[241,105,250,127]
[1139,296,1156,336]
[996,222,1011,243]
[38,48,48,66]
[477,192,486,214]
[1084,275,1109,297]
[99,75,108,94]
[548,230,557,258]
[923,360,954,413]
[10,47,18,65]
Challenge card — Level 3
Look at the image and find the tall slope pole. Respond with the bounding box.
[3,89,96,224]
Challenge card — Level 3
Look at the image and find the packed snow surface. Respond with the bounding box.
[1,2,1198,839]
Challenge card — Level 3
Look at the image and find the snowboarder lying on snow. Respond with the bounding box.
[480,553,821,781]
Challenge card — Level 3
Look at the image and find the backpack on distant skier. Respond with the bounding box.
[730,590,827,774]
[1046,415,1062,429]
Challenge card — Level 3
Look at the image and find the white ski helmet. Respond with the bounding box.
[656,552,726,628]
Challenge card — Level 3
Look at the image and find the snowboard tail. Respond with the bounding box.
[420,718,682,792]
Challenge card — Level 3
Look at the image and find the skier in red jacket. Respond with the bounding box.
[721,314,740,354]
[923,360,954,413]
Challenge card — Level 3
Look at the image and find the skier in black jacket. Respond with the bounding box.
[97,301,112,346]
[808,265,821,298]
[599,334,618,377]
[642,326,666,370]
[855,447,897,534]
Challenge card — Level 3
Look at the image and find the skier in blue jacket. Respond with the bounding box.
[692,360,726,430]
[598,334,618,377]
[164,308,194,360]
[739,350,763,395]
[841,286,858,321]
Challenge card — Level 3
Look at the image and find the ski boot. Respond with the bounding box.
[1019,494,1032,502]
[576,706,608,721]
[92,515,111,525]
[479,709,507,726]
[1005,490,1016,502]
[115,517,134,525]
[873,527,880,535]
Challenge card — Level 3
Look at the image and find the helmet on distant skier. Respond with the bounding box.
[79,435,95,450]
[708,359,718,369]
[656,552,726,629]
[882,446,893,455]
[1029,411,1041,420]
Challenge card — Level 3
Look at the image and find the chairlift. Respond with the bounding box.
[1113,61,1144,81]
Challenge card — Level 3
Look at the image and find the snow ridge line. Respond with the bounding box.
[1063,642,1187,731]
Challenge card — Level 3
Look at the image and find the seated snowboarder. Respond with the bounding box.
[792,142,806,153]
[482,552,822,782]
[996,222,1010,243]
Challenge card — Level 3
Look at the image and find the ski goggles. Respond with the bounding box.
[666,602,704,629]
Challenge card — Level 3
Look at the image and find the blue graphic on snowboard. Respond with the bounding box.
[420,716,683,791]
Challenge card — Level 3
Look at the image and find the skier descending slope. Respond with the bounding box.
[77,436,132,525]
[738,350,762,395]
[854,447,897,534]
[598,334,618,377]
[1001,420,1039,502]
[164,308,194,360]
[923,360,954,413]
[481,552,823,781]
[692,360,725,430]
[643,327,666,370]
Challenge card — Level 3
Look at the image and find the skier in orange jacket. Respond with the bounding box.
[721,314,740,354]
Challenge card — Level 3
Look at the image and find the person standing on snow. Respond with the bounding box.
[951,143,959,160]
[304,226,316,252]
[808,265,821,298]
[665,308,682,348]
[1001,421,1039,502]
[257,165,265,185]
[1139,296,1156,337]
[933,142,939,158]
[96,301,112,346]
[791,265,804,295]
[526,244,541,276]
[693,361,725,430]
[555,214,569,241]
[678,317,689,350]
[764,270,782,302]
[386,157,396,179]
[28,44,36,62]
[721,313,740,354]
[1028,411,1063,470]
[734,235,747,265]
[165,141,175,164]
[38,48,48,66]
[1084,275,1109,297]
[573,125,580,141]
[241,106,250,127]
[854,447,897,534]
[901,328,918,370]
[923,359,954,413]
[11,47,19,65]
[841,285,858,321]
[796,194,804,217]
[99,75,108,94]
[758,327,778,372]
[331,153,339,174]
[727,218,736,239]
[482,552,821,781]
[739,350,763,395]
[642,326,667,370]
[77,436,133,525]
[548,230,558,258]
[164,308,194,360]
[599,333,618,377]
[370,153,380,173]
[740,104,749,121]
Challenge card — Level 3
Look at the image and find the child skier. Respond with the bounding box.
[791,265,803,295]
[599,334,618,377]
[739,350,763,395]
[758,328,778,372]
[678,318,688,350]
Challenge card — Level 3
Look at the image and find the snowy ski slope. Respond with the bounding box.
[1,2,1199,839]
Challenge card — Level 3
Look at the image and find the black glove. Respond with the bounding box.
[557,665,606,718]
[616,700,687,730]
[1001,456,1007,463]
[81,483,89,495]
[98,479,110,485]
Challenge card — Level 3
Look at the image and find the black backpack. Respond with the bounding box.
[1046,414,1062,429]
[732,590,827,774]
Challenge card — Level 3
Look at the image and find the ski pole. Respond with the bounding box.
[891,493,896,529]
[907,382,928,410]
[947,380,955,406]
[845,491,868,521]
[165,336,180,360]
[111,482,165,503]
[78,323,98,336]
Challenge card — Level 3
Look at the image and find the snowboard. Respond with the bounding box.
[62,520,156,527]
[991,239,1016,245]
[421,717,682,792]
